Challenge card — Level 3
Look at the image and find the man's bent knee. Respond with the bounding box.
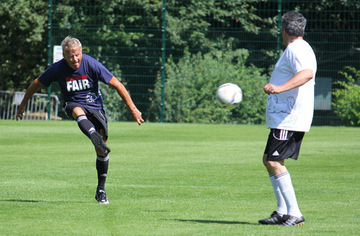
[72,107,86,119]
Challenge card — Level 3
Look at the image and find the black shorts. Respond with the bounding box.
[64,102,109,138]
[264,129,305,161]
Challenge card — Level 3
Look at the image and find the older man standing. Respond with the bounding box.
[259,12,317,226]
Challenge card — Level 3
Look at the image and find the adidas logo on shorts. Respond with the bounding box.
[272,151,280,156]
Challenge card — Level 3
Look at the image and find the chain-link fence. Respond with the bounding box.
[47,0,360,125]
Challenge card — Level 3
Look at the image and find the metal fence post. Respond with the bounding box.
[277,0,282,60]
[47,0,53,120]
[160,0,166,123]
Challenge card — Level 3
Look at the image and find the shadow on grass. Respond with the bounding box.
[1,199,43,203]
[165,219,258,225]
[1,199,87,204]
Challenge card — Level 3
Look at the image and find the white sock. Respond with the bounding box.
[276,172,302,217]
[269,173,287,216]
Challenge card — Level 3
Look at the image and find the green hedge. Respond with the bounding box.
[332,67,360,126]
[149,48,268,124]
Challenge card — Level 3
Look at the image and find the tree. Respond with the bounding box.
[0,0,48,91]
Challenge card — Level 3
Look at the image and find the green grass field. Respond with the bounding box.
[1,120,359,235]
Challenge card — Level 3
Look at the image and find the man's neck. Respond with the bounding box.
[284,36,303,47]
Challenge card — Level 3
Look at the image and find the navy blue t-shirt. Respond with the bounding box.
[38,54,113,109]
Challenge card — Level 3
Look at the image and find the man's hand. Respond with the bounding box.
[131,108,144,125]
[264,83,281,95]
[16,104,26,121]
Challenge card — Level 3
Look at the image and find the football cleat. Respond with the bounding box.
[90,131,111,155]
[95,189,109,204]
[259,211,286,225]
[281,215,305,226]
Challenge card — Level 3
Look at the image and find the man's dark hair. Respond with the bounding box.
[281,12,307,37]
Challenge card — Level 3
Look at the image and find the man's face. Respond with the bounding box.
[281,27,290,46]
[63,47,82,70]
[281,28,286,43]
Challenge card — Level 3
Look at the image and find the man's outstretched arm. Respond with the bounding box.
[108,76,144,125]
[16,78,43,120]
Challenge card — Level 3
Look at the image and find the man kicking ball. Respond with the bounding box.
[16,36,144,204]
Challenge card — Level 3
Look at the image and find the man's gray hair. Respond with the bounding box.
[281,12,307,37]
[61,36,82,51]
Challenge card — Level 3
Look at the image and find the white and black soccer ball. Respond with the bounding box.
[216,83,243,109]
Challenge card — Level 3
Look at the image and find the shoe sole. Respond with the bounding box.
[95,195,109,204]
[97,200,109,204]
[90,132,111,155]
[281,220,305,226]
[95,198,109,204]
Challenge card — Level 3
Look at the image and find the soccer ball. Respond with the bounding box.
[216,83,243,109]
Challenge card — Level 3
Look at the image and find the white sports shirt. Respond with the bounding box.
[266,39,317,132]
